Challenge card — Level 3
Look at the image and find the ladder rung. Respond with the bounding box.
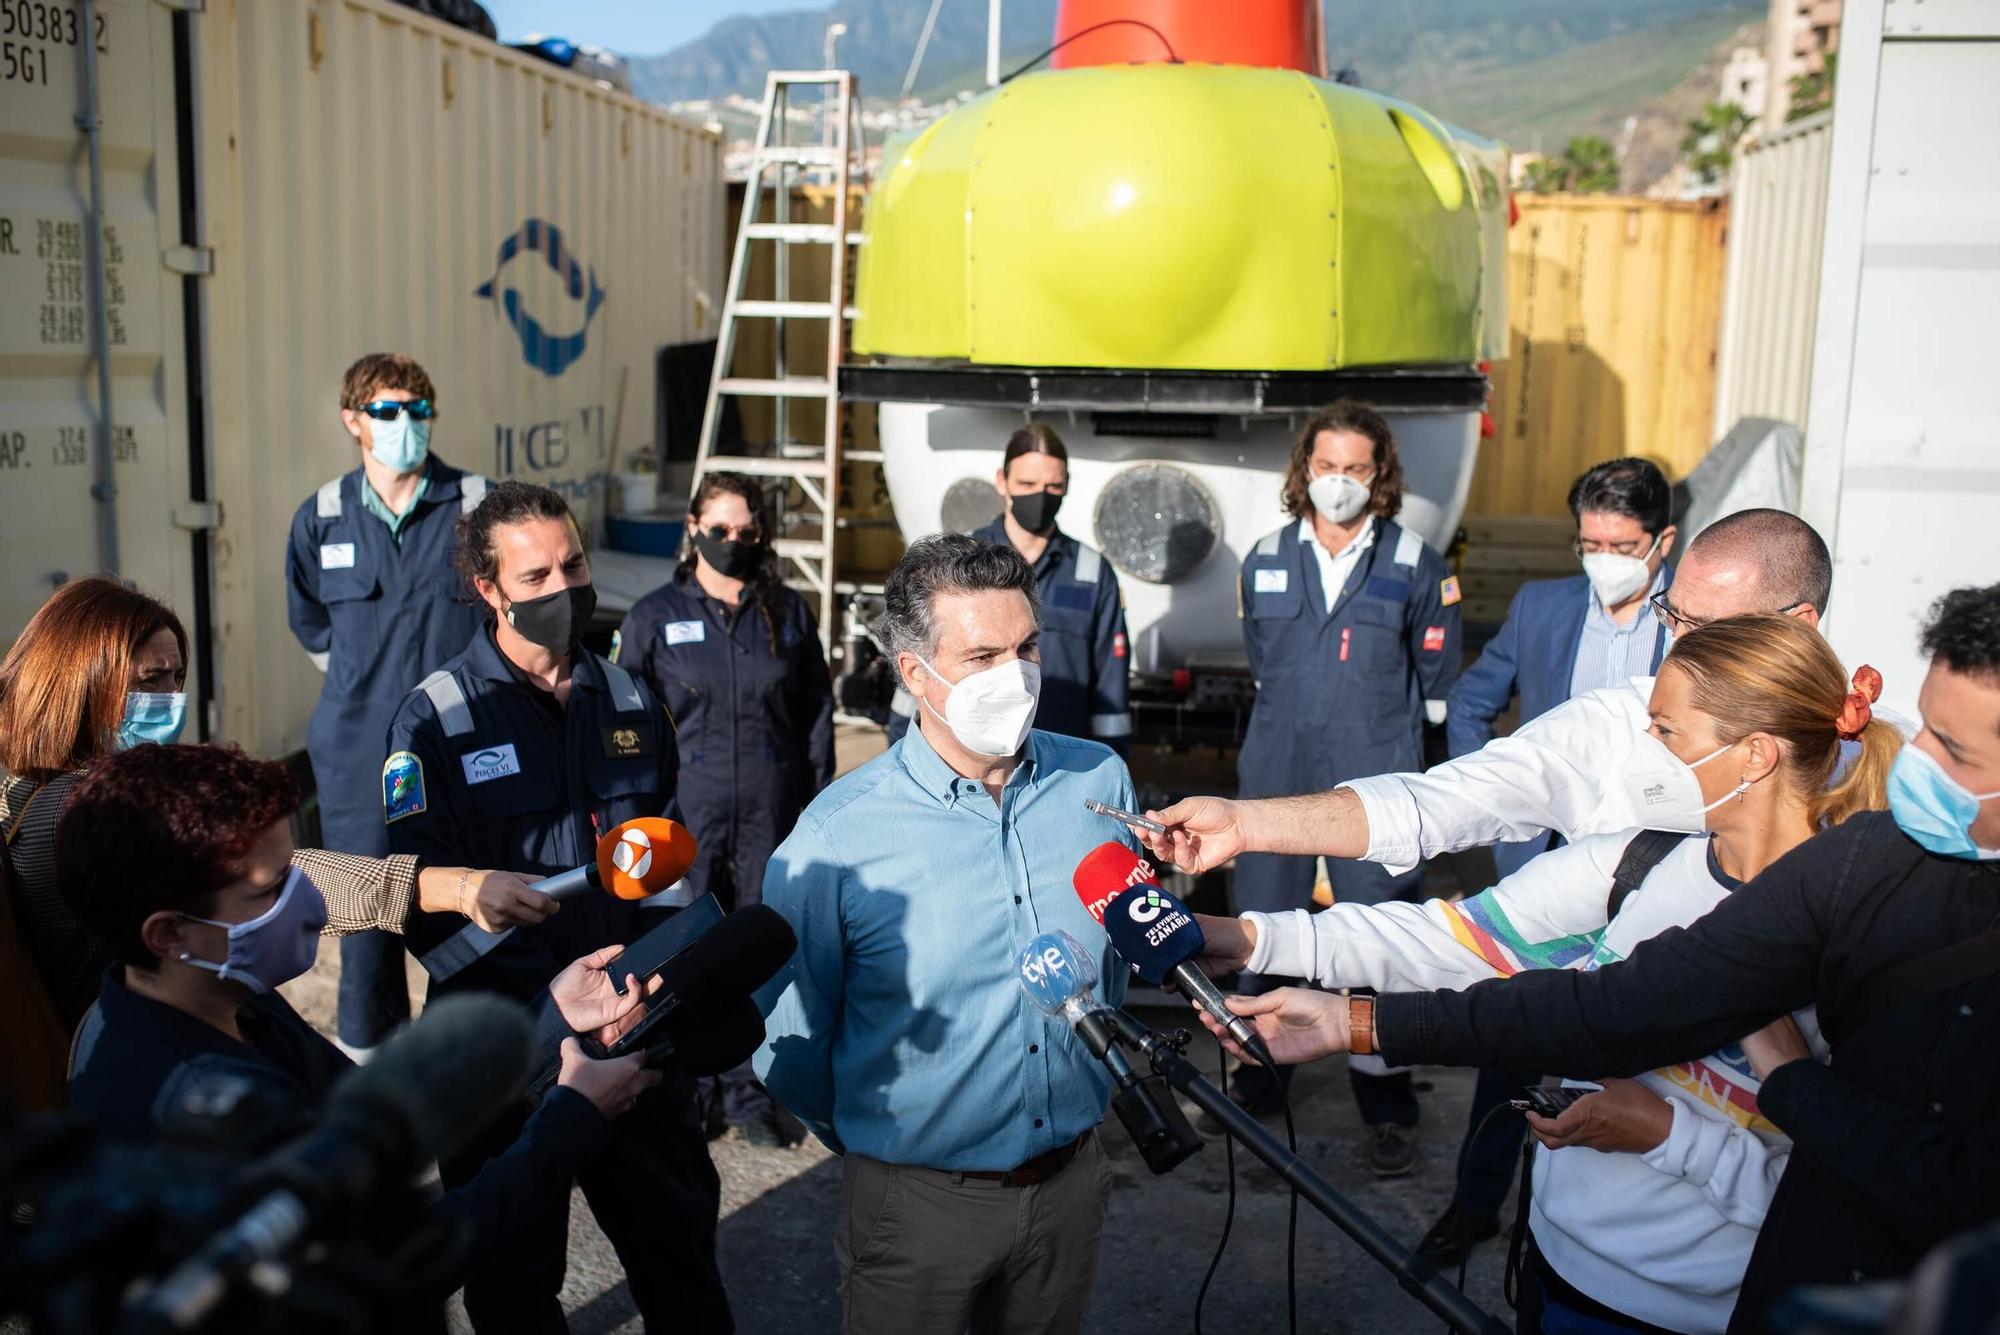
[753,146,841,168]
[847,232,865,246]
[744,223,839,243]
[769,69,852,85]
[773,538,830,560]
[699,455,830,479]
[717,376,834,398]
[735,299,837,319]
[846,450,884,463]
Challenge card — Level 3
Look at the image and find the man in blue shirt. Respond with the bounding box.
[755,533,1138,1335]
[1427,455,1674,1265]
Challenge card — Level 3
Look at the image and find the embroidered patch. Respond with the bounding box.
[383,751,426,823]
[1113,632,1128,660]
[1423,626,1447,652]
[602,726,652,759]
[320,543,356,570]
[1253,568,1289,594]
[663,620,706,646]
[1439,575,1462,606]
[1364,576,1409,604]
[460,743,522,785]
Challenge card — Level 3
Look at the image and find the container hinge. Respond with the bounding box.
[153,0,206,13]
[172,502,222,531]
[163,245,215,276]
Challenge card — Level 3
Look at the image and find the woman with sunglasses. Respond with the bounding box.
[284,351,490,1061]
[615,470,833,1145]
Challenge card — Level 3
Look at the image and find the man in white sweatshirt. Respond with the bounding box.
[1142,509,1837,876]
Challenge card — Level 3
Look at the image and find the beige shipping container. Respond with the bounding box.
[0,0,724,761]
[1470,194,1730,519]
[1712,111,1833,438]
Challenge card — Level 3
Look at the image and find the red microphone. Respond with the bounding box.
[1072,840,1164,925]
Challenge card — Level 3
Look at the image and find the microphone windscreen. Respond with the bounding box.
[1071,840,1161,925]
[1016,930,1099,1015]
[1098,881,1206,988]
[328,993,535,1168]
[653,903,798,1005]
[661,994,767,1076]
[600,817,699,901]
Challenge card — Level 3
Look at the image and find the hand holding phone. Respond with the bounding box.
[1510,1084,1596,1118]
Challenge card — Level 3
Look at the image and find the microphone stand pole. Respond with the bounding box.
[1102,1011,1509,1335]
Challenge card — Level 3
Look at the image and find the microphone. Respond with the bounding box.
[421,817,701,981]
[1071,842,1276,1069]
[1015,931,1202,1176]
[138,995,535,1328]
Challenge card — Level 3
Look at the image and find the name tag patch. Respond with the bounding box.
[1050,583,1094,612]
[382,751,426,823]
[461,743,522,785]
[663,620,706,646]
[1365,576,1409,604]
[601,726,654,759]
[1254,568,1289,594]
[320,543,356,569]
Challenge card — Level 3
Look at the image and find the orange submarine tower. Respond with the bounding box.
[843,0,1509,676]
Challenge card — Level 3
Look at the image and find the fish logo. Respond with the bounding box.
[476,219,606,376]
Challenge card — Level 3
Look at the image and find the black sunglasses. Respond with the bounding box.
[696,523,762,544]
[357,398,435,422]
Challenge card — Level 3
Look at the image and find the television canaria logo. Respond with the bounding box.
[1126,888,1166,924]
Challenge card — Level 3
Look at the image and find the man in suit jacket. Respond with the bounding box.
[1422,456,1676,1264]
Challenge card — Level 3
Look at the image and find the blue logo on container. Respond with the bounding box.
[476,219,606,376]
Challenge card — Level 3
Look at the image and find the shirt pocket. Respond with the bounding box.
[1246,570,1303,621]
[1348,599,1406,673]
[316,568,381,690]
[585,720,666,808]
[452,756,558,830]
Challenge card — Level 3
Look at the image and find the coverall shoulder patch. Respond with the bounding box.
[663,620,706,646]
[601,725,654,759]
[1439,575,1462,606]
[1253,568,1289,594]
[383,751,426,823]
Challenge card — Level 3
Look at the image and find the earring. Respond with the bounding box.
[1733,777,1751,802]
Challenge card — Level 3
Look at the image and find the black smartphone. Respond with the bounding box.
[1510,1084,1596,1117]
[606,893,724,995]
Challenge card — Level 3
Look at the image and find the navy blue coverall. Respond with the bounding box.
[1233,516,1461,1124]
[285,460,486,1049]
[615,570,834,1128]
[384,625,730,1335]
[888,520,1132,752]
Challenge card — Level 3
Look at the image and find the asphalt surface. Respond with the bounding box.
[277,724,1518,1333]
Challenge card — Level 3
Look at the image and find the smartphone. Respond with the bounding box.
[605,893,724,995]
[1083,798,1167,835]
[1510,1085,1597,1117]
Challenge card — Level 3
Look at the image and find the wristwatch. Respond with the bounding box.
[1348,996,1376,1056]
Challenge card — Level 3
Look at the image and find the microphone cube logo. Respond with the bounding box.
[613,828,654,880]
[1125,888,1166,924]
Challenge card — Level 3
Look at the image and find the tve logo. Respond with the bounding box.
[476,219,606,376]
[1016,931,1097,1015]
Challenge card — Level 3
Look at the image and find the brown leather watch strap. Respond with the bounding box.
[1349,996,1376,1056]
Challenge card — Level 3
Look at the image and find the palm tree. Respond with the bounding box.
[1520,135,1622,194]
[1681,101,1755,189]
[1787,55,1837,122]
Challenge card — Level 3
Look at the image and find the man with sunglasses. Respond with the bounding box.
[285,352,488,1062]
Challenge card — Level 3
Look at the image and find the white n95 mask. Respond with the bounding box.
[1617,731,1743,833]
[1580,534,1662,608]
[918,655,1041,758]
[1307,474,1371,524]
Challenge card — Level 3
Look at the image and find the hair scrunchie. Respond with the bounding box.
[1836,664,1883,739]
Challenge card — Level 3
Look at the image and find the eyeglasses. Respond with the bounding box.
[696,523,762,544]
[356,398,435,422]
[1649,591,1808,635]
[1573,533,1661,559]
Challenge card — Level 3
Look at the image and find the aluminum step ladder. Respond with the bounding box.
[693,70,872,660]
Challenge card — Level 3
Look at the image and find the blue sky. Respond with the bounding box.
[482,0,818,56]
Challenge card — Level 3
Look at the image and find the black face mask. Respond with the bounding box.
[504,583,596,658]
[1009,489,1063,535]
[693,530,766,580]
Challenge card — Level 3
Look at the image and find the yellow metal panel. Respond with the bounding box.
[1471,195,1728,519]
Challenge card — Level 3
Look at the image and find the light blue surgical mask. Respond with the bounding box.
[369,414,431,473]
[117,692,187,749]
[178,867,329,994]
[1887,745,2000,861]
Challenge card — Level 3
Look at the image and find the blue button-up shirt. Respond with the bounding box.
[1569,563,1669,699]
[753,720,1136,1169]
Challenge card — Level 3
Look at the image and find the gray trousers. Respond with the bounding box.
[837,1133,1112,1335]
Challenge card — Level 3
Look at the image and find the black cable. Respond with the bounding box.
[1452,1101,1524,1299]
[1280,1078,1299,1335]
[1192,1038,1236,1335]
[999,18,1181,85]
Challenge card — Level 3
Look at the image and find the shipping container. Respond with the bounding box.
[1471,195,1730,519]
[1800,0,2000,719]
[0,0,725,760]
[1712,111,1833,438]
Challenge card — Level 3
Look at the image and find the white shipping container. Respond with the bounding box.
[1801,0,2000,719]
[0,0,724,760]
[1712,110,1833,439]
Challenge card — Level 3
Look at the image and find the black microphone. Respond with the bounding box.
[1072,843,1276,1069]
[137,994,535,1329]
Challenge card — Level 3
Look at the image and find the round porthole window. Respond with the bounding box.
[1092,463,1220,584]
[941,476,1003,534]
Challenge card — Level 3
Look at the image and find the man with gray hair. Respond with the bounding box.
[754,533,1142,1335]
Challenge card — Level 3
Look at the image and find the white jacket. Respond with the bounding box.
[1246,832,1827,1333]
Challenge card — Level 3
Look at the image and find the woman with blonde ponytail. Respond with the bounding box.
[1190,613,1900,1333]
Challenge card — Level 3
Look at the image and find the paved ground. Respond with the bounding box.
[278,724,1518,1334]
